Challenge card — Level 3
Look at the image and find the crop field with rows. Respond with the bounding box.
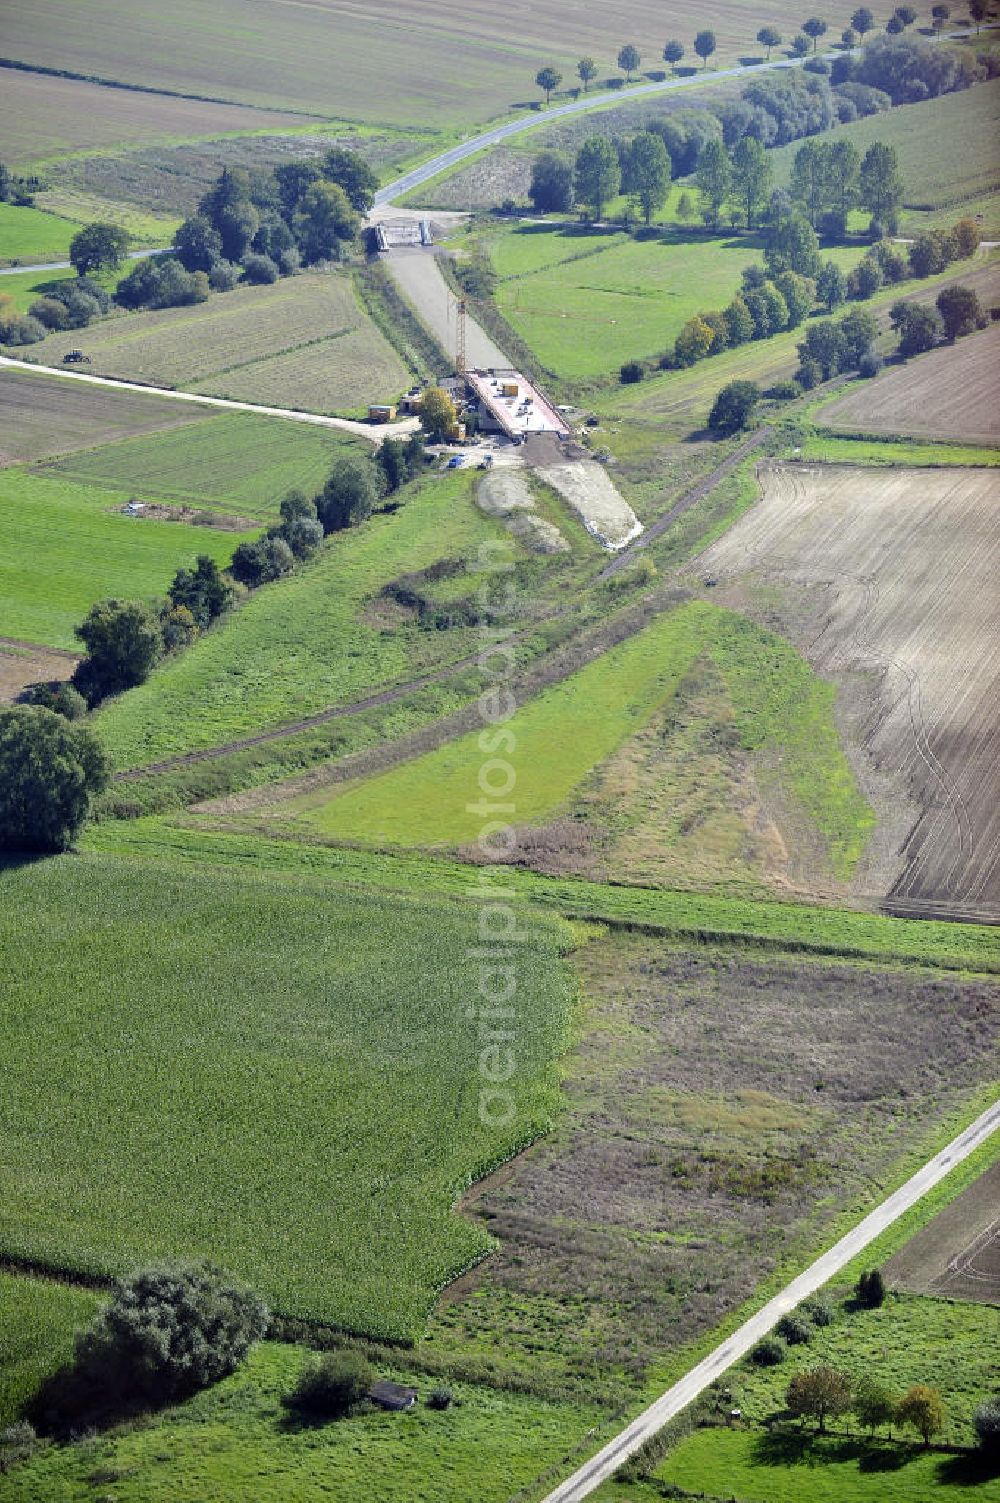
[24,271,410,416]
[0,852,575,1337]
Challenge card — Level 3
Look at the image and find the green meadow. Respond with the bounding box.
[44,410,364,519]
[94,471,513,768]
[0,1272,100,1429]
[3,1338,599,1503]
[487,225,864,382]
[0,852,574,1338]
[0,201,81,266]
[0,469,239,649]
[286,601,873,877]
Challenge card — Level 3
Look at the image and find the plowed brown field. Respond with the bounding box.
[700,464,1000,921]
[885,1161,1000,1305]
[820,325,1000,445]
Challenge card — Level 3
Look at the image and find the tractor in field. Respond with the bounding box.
[63,350,92,365]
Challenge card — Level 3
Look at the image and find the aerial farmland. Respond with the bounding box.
[0,2,998,1501]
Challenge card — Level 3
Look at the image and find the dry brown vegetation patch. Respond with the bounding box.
[434,933,999,1396]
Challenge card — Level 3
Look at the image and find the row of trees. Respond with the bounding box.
[785,1365,947,1443]
[533,3,993,106]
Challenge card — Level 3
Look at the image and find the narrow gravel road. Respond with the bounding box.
[0,355,419,442]
[542,1097,1000,1502]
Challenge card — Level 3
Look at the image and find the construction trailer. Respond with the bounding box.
[368,403,397,423]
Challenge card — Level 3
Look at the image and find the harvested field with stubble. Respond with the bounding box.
[429,930,1000,1398]
[699,463,1000,921]
[23,272,410,415]
[0,366,206,464]
[885,1161,1000,1305]
[0,67,307,166]
[818,325,1000,445]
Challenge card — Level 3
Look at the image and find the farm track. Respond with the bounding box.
[0,356,417,443]
[0,634,77,660]
[542,1097,1000,1501]
[114,434,765,780]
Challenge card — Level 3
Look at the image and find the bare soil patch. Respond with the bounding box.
[885,1161,1000,1305]
[476,469,569,554]
[0,641,77,702]
[108,501,256,531]
[819,325,1000,445]
[699,463,1000,921]
[0,367,206,464]
[432,933,999,1397]
[536,459,641,551]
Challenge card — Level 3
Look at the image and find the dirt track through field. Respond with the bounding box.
[700,463,1000,921]
[113,434,766,781]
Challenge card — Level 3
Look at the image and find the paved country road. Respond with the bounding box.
[373,26,994,209]
[541,1096,1000,1502]
[0,247,171,276]
[0,355,419,442]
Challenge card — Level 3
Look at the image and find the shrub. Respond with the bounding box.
[776,1313,813,1345]
[160,603,200,652]
[427,1386,454,1410]
[767,378,801,401]
[230,535,296,587]
[283,1350,373,1420]
[0,1421,39,1473]
[29,295,71,330]
[0,707,109,852]
[241,252,280,285]
[74,1263,267,1409]
[208,259,241,292]
[796,356,823,390]
[846,256,883,300]
[751,1336,786,1366]
[936,284,984,340]
[708,379,760,434]
[272,515,324,560]
[73,598,163,705]
[620,359,644,384]
[169,554,233,629]
[802,1297,833,1327]
[897,1384,944,1445]
[0,312,45,345]
[858,345,883,378]
[316,457,378,532]
[25,681,87,720]
[856,1268,886,1307]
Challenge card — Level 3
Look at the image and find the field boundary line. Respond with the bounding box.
[541,1097,1000,1502]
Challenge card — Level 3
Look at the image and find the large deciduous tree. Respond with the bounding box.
[69,222,130,276]
[529,151,575,212]
[731,135,772,228]
[574,136,621,219]
[73,599,163,705]
[694,29,717,67]
[786,1366,853,1432]
[0,707,108,853]
[577,57,598,91]
[618,44,641,80]
[293,181,357,263]
[859,142,904,233]
[695,138,732,228]
[535,65,562,104]
[757,26,782,58]
[802,17,829,51]
[626,131,671,224]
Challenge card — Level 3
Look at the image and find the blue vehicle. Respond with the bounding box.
[446,455,463,468]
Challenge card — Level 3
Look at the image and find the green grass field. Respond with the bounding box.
[86,821,1000,973]
[0,469,239,649]
[0,201,80,266]
[488,225,862,382]
[43,410,364,519]
[0,1273,100,1429]
[3,1339,599,1502]
[23,271,410,416]
[0,263,79,313]
[770,76,1000,237]
[286,601,873,878]
[796,432,1000,467]
[0,851,574,1337]
[93,470,516,769]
